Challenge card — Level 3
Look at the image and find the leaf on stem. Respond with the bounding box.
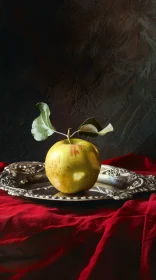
[78,117,114,137]
[31,102,56,141]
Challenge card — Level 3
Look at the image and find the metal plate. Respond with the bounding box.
[0,162,156,201]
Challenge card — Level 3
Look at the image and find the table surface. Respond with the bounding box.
[0,153,156,280]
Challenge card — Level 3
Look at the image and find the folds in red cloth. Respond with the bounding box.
[0,154,156,280]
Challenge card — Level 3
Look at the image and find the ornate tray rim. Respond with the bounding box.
[0,162,156,202]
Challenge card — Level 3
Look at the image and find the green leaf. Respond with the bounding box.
[79,117,114,137]
[79,124,98,134]
[31,102,56,141]
[79,117,102,131]
[98,123,114,135]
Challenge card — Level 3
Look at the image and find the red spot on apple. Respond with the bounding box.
[74,146,79,156]
[70,145,79,156]
[78,145,86,152]
[70,146,73,156]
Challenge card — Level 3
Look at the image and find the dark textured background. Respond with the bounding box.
[0,0,156,162]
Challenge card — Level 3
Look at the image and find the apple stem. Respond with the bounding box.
[70,130,79,138]
[55,131,67,138]
[55,129,78,142]
[67,128,72,144]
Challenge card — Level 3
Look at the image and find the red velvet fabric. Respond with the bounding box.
[0,154,156,280]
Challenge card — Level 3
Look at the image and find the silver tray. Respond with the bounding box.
[0,161,156,202]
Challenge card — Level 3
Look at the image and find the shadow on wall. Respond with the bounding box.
[0,0,156,161]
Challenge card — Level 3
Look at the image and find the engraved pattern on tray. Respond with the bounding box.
[0,162,156,201]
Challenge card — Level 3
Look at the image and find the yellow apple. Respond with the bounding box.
[31,103,114,193]
[45,138,101,194]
